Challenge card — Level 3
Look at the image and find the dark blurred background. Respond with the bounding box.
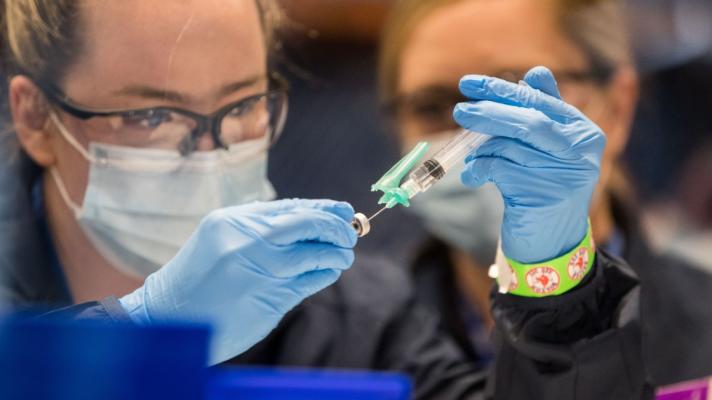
[269,0,712,268]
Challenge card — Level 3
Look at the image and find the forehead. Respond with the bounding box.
[62,0,266,105]
[398,0,588,93]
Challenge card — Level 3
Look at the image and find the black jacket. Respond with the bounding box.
[10,197,712,399]
[409,195,712,398]
[233,248,655,399]
[610,195,712,386]
[40,249,665,400]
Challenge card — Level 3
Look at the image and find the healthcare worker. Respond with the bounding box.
[0,1,703,400]
[381,0,712,392]
[0,0,359,365]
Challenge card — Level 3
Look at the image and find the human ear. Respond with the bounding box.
[9,75,56,167]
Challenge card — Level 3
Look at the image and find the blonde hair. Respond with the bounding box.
[0,0,281,157]
[379,0,632,102]
[1,0,281,85]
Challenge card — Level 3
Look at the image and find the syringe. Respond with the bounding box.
[352,129,490,237]
[400,129,491,201]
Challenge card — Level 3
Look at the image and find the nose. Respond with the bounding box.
[194,131,220,152]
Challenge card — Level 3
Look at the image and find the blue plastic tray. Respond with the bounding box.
[208,367,412,400]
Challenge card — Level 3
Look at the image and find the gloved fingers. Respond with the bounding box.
[468,140,599,189]
[522,66,562,99]
[461,155,527,190]
[235,199,355,222]
[263,208,358,248]
[458,73,578,122]
[287,199,355,222]
[461,156,496,189]
[470,137,562,169]
[454,100,575,155]
[289,269,342,299]
[263,242,355,278]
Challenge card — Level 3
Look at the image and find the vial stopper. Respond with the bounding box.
[352,213,371,238]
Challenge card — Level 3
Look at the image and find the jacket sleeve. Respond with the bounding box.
[375,296,489,400]
[488,250,652,400]
[36,296,134,324]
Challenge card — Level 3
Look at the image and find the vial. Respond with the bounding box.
[352,213,371,238]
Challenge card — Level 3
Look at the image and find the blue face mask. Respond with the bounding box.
[50,112,276,278]
[407,135,504,266]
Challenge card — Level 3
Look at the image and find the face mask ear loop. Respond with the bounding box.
[49,167,83,218]
[48,112,91,218]
[49,111,97,164]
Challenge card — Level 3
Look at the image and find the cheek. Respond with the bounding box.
[396,119,428,151]
[590,156,613,217]
[587,106,626,165]
[48,121,93,205]
[576,89,630,157]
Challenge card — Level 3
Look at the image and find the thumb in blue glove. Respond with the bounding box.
[455,66,605,263]
[119,199,358,365]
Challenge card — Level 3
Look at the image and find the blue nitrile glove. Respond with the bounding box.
[119,199,357,365]
[455,66,605,263]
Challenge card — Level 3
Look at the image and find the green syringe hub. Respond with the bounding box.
[371,142,430,208]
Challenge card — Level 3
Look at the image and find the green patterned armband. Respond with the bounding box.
[489,224,595,297]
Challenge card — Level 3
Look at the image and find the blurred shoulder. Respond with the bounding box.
[304,251,415,315]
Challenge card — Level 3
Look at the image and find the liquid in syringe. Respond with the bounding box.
[399,129,491,200]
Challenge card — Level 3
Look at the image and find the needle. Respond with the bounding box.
[368,206,388,222]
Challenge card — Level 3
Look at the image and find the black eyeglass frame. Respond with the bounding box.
[383,67,615,116]
[33,74,290,155]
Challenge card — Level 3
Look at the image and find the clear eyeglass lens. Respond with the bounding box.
[76,93,285,152]
[80,111,195,150]
[220,95,272,146]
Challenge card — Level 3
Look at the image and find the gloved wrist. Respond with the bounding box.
[490,222,595,297]
[501,215,590,264]
[119,286,152,325]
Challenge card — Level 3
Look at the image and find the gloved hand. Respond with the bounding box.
[455,66,605,263]
[119,199,357,365]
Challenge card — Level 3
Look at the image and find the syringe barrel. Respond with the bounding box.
[402,129,491,201]
[431,129,491,173]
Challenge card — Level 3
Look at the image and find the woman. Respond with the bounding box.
[381,0,712,390]
[0,0,684,399]
[0,0,359,365]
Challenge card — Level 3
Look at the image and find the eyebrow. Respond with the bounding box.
[113,75,266,104]
[399,84,465,100]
